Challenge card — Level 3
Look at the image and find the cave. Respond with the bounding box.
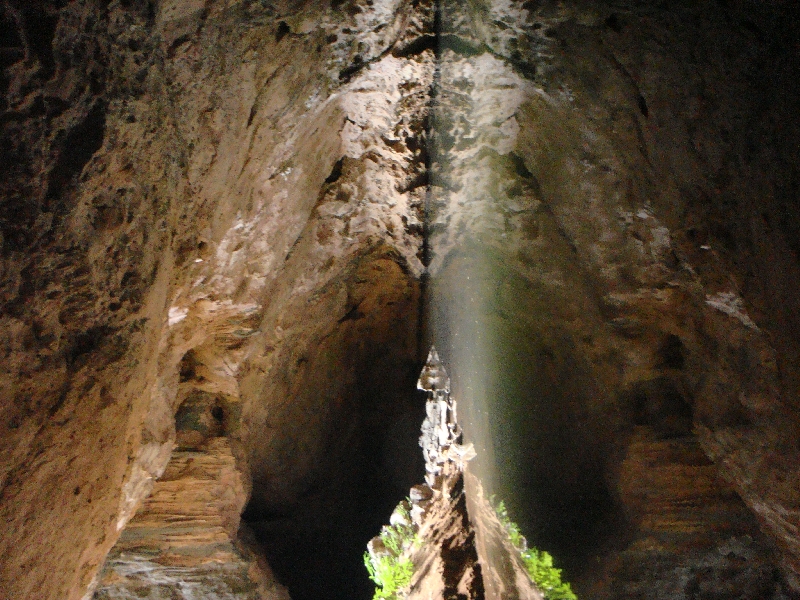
[1,1,800,600]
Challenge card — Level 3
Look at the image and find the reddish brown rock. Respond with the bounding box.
[0,0,799,599]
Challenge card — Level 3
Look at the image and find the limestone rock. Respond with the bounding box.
[1,0,800,599]
[92,438,288,600]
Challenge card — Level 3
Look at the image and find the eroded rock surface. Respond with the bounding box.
[1,0,799,599]
[92,438,288,600]
[428,1,800,597]
[1,0,433,598]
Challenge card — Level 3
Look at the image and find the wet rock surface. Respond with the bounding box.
[0,0,799,599]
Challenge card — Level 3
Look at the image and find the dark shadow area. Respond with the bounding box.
[241,254,427,600]
[244,358,427,600]
[46,101,107,210]
[466,334,627,585]
[428,249,629,587]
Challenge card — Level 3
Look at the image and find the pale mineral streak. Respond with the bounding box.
[417,347,475,484]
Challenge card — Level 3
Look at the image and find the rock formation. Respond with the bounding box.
[364,347,543,600]
[1,0,800,599]
[417,347,476,483]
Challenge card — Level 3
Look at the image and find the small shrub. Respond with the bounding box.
[520,548,577,600]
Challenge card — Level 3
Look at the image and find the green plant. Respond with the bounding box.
[520,548,577,600]
[364,500,418,600]
[490,496,577,600]
[364,552,414,600]
[382,502,417,553]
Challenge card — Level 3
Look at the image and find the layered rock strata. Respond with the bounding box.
[92,438,288,600]
[0,0,799,599]
[598,428,787,600]
[91,363,288,599]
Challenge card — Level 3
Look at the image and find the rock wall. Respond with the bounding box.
[92,438,288,600]
[0,0,799,599]
[428,1,800,597]
[1,0,433,598]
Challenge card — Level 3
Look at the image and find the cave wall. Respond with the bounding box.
[0,1,799,599]
[1,0,434,598]
[429,1,800,597]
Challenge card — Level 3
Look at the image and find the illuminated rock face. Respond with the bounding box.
[400,467,544,600]
[375,350,539,600]
[426,2,800,598]
[92,438,289,600]
[0,1,799,600]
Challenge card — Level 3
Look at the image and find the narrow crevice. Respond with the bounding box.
[392,33,438,58]
[439,33,485,57]
[324,156,345,184]
[338,26,409,83]
[275,20,291,42]
[20,4,60,80]
[338,55,366,82]
[416,0,441,361]
[398,169,429,194]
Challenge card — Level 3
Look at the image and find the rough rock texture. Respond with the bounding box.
[1,0,433,598]
[392,465,543,600]
[407,469,487,600]
[91,367,288,599]
[1,0,800,599]
[1,2,179,598]
[463,472,544,600]
[428,1,800,597]
[402,347,540,600]
[600,429,785,600]
[93,438,288,600]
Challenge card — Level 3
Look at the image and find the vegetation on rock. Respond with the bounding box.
[364,500,418,600]
[492,497,577,600]
[364,552,413,600]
